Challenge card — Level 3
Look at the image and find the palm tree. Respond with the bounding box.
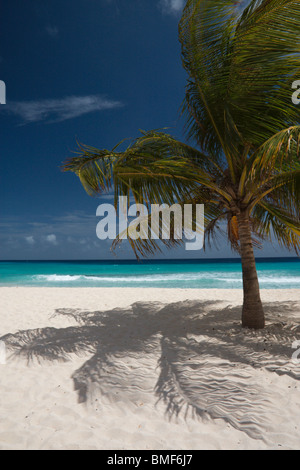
[62,0,300,330]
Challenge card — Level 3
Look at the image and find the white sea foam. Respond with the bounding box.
[36,274,82,282]
[35,272,236,283]
[33,272,300,288]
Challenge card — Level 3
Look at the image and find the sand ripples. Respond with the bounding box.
[2,299,300,444]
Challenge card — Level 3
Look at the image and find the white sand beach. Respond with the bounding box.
[0,287,299,450]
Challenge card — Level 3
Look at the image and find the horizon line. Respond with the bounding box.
[0,256,299,263]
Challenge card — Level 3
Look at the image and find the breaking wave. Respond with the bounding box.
[30,272,300,288]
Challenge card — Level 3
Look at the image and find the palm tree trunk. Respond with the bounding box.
[237,211,265,329]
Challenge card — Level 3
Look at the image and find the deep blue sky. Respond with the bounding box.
[0,0,295,260]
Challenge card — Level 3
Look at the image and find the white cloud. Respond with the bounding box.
[46,234,58,245]
[6,95,123,124]
[25,236,35,245]
[159,0,185,14]
[46,26,59,38]
[159,0,250,16]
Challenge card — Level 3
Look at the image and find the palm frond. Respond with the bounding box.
[62,1,300,259]
[252,201,300,253]
[228,0,300,146]
[179,0,241,180]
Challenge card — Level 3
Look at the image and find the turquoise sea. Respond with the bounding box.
[0,258,299,289]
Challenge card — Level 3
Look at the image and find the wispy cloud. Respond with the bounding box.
[25,236,36,246]
[45,25,59,38]
[0,212,133,260]
[46,234,58,245]
[5,95,123,124]
[159,0,249,15]
[159,0,185,15]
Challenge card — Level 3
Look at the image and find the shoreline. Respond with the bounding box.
[1,286,299,290]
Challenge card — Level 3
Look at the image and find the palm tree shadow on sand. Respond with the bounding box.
[2,300,300,441]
